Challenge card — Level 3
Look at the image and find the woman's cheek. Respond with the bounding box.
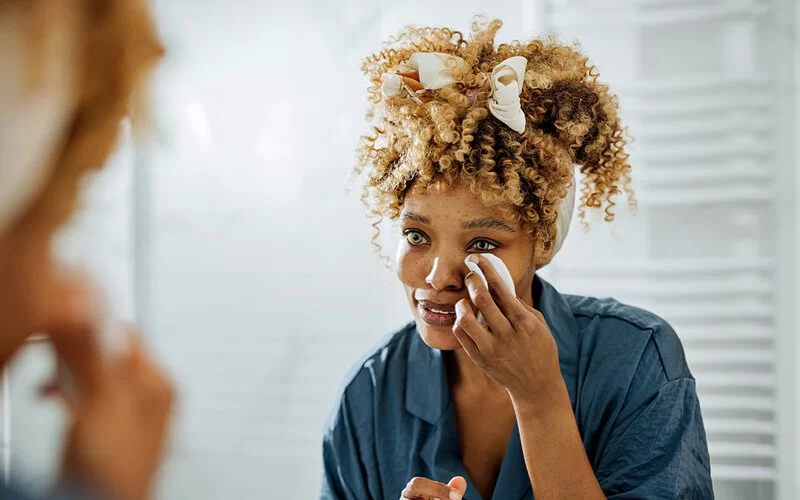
[498,254,535,298]
[395,242,413,284]
[396,243,429,289]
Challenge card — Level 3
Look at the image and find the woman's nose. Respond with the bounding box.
[425,255,465,291]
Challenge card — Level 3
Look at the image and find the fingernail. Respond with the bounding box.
[450,492,462,500]
[467,254,480,264]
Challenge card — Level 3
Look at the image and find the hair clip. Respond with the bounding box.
[381,52,528,132]
[382,71,432,104]
[464,87,479,106]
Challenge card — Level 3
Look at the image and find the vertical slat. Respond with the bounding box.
[772,0,799,498]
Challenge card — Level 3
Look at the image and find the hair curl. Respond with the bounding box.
[356,18,634,262]
[5,0,162,234]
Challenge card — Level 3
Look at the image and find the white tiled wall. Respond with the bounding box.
[541,1,795,498]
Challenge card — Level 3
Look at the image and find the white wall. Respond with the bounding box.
[542,1,786,499]
[790,0,800,497]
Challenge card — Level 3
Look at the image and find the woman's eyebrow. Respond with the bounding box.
[400,212,429,224]
[463,218,515,232]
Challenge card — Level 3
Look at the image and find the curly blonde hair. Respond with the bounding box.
[356,18,634,263]
[6,0,162,233]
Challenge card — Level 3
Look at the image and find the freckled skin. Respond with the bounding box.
[396,182,539,351]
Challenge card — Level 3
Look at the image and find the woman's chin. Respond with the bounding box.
[415,322,462,351]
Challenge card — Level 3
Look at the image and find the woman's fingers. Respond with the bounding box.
[59,331,175,500]
[447,476,467,496]
[401,476,464,500]
[453,299,482,360]
[454,297,501,362]
[468,254,529,325]
[46,267,123,393]
[45,283,106,400]
[464,270,512,335]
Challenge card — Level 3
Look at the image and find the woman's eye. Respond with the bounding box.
[404,230,429,246]
[471,239,497,252]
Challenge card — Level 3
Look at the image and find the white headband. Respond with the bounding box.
[0,6,77,234]
[549,168,576,264]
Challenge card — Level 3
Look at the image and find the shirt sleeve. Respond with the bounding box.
[0,484,35,500]
[595,377,714,500]
[320,378,379,500]
[0,482,103,500]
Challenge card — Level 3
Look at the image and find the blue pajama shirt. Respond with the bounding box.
[321,276,714,500]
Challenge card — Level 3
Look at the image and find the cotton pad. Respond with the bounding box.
[464,253,516,324]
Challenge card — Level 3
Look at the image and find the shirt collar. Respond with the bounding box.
[405,275,580,423]
[405,330,448,424]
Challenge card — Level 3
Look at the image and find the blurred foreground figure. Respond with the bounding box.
[0,1,174,499]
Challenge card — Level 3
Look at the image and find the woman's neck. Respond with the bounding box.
[449,347,506,395]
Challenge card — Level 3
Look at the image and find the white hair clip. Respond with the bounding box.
[488,56,527,133]
[381,52,527,133]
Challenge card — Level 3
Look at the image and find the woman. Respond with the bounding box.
[0,1,173,499]
[321,19,713,500]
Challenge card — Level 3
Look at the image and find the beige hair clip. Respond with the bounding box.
[380,52,528,133]
[381,71,430,104]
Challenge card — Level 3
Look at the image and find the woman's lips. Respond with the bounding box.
[417,300,457,327]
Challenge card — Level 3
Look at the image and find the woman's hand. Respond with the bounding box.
[401,476,467,500]
[44,275,175,500]
[452,254,565,406]
[453,256,605,499]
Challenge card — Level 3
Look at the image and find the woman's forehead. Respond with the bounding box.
[402,183,519,227]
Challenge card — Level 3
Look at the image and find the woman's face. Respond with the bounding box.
[396,182,537,351]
